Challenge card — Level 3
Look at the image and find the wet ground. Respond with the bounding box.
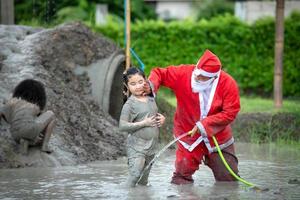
[0,142,299,200]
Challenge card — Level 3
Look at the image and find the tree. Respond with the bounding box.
[274,0,285,108]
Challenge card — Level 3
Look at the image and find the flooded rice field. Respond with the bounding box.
[0,143,299,200]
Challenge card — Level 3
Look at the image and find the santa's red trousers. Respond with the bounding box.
[171,142,239,184]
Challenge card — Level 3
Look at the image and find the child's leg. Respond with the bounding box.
[126,148,146,187]
[35,111,55,153]
[137,154,155,186]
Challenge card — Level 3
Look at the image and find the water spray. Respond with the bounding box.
[137,132,262,191]
[137,132,190,184]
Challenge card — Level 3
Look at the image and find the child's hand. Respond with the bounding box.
[143,115,157,127]
[155,113,165,127]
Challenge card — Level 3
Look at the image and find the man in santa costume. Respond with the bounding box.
[146,49,240,184]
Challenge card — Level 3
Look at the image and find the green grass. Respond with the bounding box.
[157,88,300,114]
[240,97,300,114]
[157,88,300,144]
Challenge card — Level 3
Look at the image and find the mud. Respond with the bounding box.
[1,143,299,199]
[0,22,126,168]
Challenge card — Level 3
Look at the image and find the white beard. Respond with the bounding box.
[191,72,214,93]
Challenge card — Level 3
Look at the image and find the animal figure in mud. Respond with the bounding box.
[0,79,56,154]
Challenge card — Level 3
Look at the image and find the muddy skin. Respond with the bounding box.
[0,22,126,168]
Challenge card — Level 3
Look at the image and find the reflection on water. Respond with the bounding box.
[0,143,299,199]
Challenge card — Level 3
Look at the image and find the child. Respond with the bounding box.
[0,79,56,154]
[119,67,165,187]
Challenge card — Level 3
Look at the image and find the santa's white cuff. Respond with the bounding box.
[196,121,207,137]
[148,80,156,98]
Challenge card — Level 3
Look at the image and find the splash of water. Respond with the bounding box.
[137,132,190,183]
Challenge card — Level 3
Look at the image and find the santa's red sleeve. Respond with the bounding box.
[148,66,183,94]
[197,78,240,137]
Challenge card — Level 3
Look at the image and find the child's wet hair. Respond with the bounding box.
[123,67,146,86]
[122,67,146,102]
[13,79,46,110]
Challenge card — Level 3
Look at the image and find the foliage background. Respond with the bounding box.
[14,0,300,97]
[94,13,300,97]
[15,0,156,25]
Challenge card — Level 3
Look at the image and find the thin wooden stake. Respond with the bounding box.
[125,0,131,69]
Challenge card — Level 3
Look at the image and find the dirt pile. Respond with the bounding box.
[0,22,126,168]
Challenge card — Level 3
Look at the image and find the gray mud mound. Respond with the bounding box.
[0,22,126,168]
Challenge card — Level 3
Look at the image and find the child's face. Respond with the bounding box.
[127,74,145,96]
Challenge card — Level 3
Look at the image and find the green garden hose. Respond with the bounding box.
[212,136,259,189]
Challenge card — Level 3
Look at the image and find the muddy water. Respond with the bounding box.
[0,143,299,200]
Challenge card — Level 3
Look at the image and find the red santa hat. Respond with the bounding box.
[194,49,221,77]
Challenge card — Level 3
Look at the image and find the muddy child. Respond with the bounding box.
[119,67,165,187]
[0,79,56,154]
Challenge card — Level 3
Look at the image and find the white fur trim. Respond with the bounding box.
[179,136,204,152]
[194,69,220,77]
[198,70,220,119]
[148,80,156,98]
[196,121,207,137]
[209,137,235,153]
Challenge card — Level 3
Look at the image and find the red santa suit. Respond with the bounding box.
[148,50,240,184]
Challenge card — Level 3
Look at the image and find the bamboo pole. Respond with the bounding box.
[274,0,284,108]
[125,0,131,69]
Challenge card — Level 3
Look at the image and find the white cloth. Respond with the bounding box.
[193,68,219,77]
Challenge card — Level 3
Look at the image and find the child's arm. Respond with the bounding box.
[119,115,157,132]
[119,103,157,132]
[119,119,145,132]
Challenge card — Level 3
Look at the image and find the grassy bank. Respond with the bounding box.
[159,89,300,114]
[156,88,300,145]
